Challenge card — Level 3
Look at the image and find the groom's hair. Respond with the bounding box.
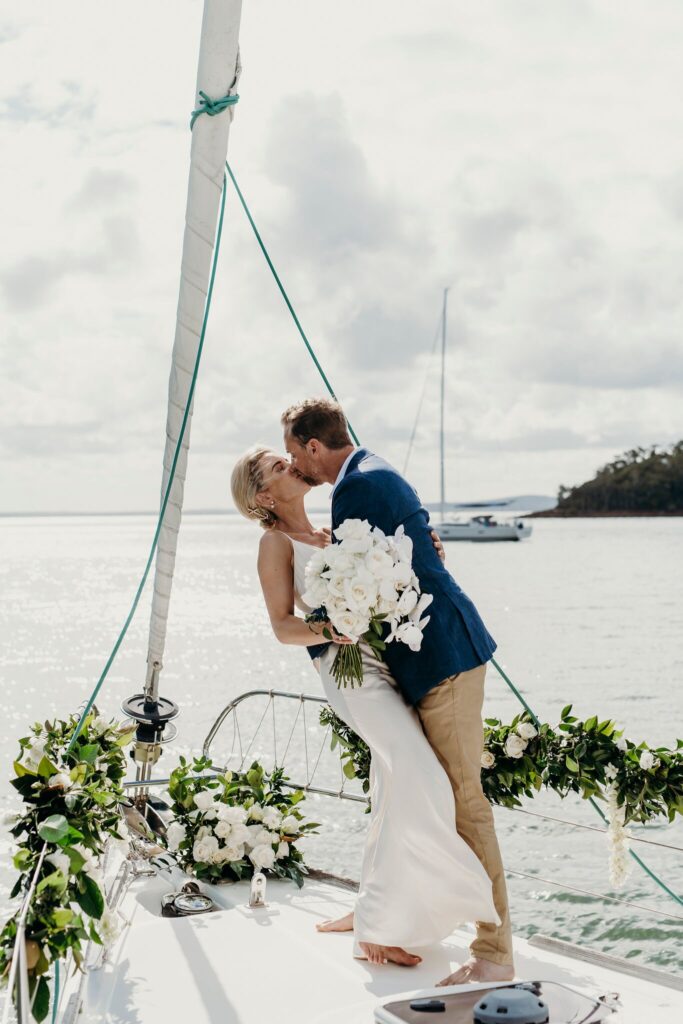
[281,397,352,450]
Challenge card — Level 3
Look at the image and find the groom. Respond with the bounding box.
[282,397,515,986]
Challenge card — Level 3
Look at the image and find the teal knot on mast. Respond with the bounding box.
[190,89,240,129]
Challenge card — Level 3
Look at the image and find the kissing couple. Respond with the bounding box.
[230,397,514,985]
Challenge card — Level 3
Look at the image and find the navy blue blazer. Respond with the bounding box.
[308,448,497,705]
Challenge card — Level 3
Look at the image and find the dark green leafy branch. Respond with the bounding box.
[319,704,683,825]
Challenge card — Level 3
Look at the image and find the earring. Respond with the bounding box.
[270,500,275,508]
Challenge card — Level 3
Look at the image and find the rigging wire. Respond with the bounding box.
[402,308,443,477]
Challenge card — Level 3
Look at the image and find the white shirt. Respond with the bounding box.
[331,449,357,495]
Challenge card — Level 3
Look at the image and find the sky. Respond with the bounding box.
[1,0,683,513]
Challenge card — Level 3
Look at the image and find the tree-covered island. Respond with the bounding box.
[533,441,683,516]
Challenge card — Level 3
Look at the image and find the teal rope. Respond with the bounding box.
[224,161,682,911]
[491,658,682,906]
[224,161,360,446]
[65,171,228,755]
[190,90,239,130]
[50,960,60,1024]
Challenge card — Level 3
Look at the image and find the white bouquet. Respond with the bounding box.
[302,518,433,688]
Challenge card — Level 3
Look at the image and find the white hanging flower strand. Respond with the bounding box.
[604,763,632,890]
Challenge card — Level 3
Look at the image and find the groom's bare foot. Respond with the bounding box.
[437,956,514,986]
[316,912,354,933]
[359,942,422,966]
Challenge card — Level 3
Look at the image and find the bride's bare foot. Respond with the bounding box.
[316,912,354,933]
[358,942,422,966]
[437,956,514,986]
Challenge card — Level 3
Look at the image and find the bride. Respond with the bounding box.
[230,445,500,967]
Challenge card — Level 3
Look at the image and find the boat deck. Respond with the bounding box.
[74,863,682,1024]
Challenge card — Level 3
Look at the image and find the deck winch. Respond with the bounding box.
[121,659,179,813]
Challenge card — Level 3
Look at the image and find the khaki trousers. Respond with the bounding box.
[416,662,513,965]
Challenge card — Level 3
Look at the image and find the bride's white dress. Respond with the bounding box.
[290,536,501,949]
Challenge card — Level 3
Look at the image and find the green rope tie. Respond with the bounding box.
[190,90,239,130]
[224,164,683,912]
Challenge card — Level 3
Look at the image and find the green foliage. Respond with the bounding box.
[165,756,319,889]
[0,710,133,1022]
[555,441,683,514]
[319,704,683,825]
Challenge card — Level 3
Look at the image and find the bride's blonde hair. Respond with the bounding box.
[230,445,279,529]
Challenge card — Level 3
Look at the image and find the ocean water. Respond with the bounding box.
[0,513,681,976]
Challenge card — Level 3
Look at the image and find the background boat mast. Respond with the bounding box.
[439,286,449,523]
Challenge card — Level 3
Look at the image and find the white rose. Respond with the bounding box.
[329,609,368,641]
[248,804,264,822]
[639,750,657,771]
[23,741,46,772]
[322,547,356,575]
[504,734,528,759]
[326,573,350,601]
[364,548,395,579]
[193,790,217,812]
[281,814,300,834]
[91,715,110,736]
[516,722,538,740]
[195,825,213,841]
[193,835,220,864]
[214,820,233,840]
[229,823,251,846]
[216,804,247,825]
[396,588,419,616]
[480,751,496,769]
[333,518,372,542]
[98,906,122,947]
[262,806,283,830]
[46,850,70,876]
[47,772,73,790]
[249,843,276,870]
[219,843,245,863]
[246,825,272,848]
[301,580,328,608]
[276,841,290,860]
[615,736,628,752]
[344,576,378,613]
[165,821,186,852]
[303,547,329,579]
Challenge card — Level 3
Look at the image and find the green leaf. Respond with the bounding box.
[13,759,32,778]
[561,704,573,719]
[342,761,357,780]
[36,754,60,778]
[32,976,50,1023]
[565,756,580,773]
[37,870,67,895]
[584,715,598,732]
[76,744,99,764]
[13,848,33,872]
[74,874,104,919]
[52,908,74,927]
[38,814,69,843]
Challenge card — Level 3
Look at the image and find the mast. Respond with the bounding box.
[439,286,449,523]
[145,0,243,692]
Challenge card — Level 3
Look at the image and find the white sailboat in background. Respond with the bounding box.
[433,288,533,542]
[3,4,683,1023]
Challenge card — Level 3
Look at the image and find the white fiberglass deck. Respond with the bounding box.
[69,863,683,1024]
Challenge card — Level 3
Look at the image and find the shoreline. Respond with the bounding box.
[528,509,683,518]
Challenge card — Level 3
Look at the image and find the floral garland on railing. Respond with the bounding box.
[163,755,319,887]
[0,711,136,1022]
[319,703,683,888]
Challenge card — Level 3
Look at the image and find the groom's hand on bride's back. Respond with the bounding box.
[430,529,446,563]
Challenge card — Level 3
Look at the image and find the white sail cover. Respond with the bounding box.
[146,0,243,685]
